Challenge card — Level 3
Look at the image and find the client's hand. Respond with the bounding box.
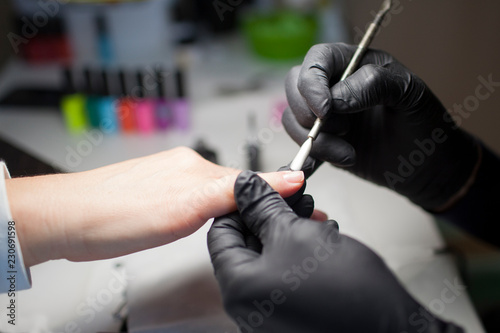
[6,147,304,266]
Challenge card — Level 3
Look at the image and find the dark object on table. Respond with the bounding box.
[0,135,61,177]
[0,87,63,108]
[193,139,218,165]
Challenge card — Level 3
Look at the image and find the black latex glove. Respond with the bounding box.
[208,171,464,333]
[244,160,319,255]
[283,43,479,211]
[279,156,322,209]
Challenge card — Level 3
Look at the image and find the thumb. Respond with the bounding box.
[235,171,300,243]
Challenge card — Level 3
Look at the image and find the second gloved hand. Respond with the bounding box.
[208,171,464,333]
[283,43,479,211]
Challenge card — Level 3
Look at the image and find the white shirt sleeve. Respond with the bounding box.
[0,162,31,293]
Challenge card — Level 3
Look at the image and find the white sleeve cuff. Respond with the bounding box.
[0,162,31,293]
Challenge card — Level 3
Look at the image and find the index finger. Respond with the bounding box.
[235,171,299,244]
[207,213,260,277]
[298,43,356,118]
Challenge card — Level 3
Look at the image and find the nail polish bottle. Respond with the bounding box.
[172,68,190,131]
[155,68,172,131]
[96,14,114,65]
[60,67,87,133]
[134,71,155,134]
[117,70,136,133]
[97,69,118,134]
[84,68,102,128]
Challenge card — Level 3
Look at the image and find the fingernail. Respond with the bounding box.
[283,171,304,184]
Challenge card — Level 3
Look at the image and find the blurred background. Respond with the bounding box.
[0,0,499,331]
[1,0,500,151]
[1,1,499,152]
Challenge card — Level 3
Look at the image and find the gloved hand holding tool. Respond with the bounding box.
[283,0,480,212]
[283,43,479,211]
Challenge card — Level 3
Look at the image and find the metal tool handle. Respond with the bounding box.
[289,0,392,171]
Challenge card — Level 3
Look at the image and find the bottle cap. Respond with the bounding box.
[175,69,185,98]
[63,67,76,94]
[156,68,165,98]
[101,69,110,96]
[119,70,128,97]
[136,71,145,98]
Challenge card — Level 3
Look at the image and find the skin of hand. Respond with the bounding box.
[282,43,479,211]
[208,171,464,333]
[5,147,305,267]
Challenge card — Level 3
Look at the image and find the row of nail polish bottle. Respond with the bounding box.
[60,66,189,134]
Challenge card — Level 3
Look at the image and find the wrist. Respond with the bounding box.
[432,141,482,212]
[434,142,500,246]
[408,129,480,211]
[5,174,73,266]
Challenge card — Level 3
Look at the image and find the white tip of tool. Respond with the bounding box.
[290,138,313,171]
[381,0,392,13]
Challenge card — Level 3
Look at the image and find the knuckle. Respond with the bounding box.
[295,108,316,128]
[333,42,355,54]
[308,43,330,55]
[173,145,192,154]
[359,64,387,86]
[283,105,314,131]
[331,43,357,62]
[296,72,308,92]
[368,48,395,63]
[174,146,203,163]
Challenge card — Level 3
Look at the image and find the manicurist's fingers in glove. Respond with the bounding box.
[283,43,479,212]
[208,171,464,333]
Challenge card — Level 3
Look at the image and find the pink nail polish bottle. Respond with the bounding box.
[134,71,155,134]
[155,68,172,131]
[172,68,190,131]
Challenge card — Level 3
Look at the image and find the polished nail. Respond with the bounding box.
[283,171,304,184]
